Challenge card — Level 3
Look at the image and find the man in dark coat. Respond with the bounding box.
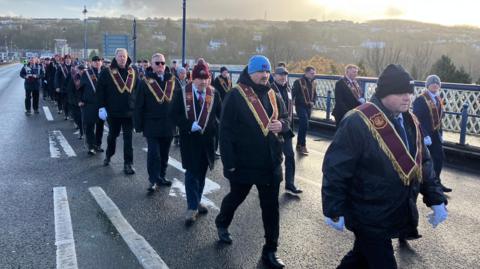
[292,66,317,155]
[55,55,73,119]
[79,56,104,155]
[413,75,451,192]
[134,53,177,192]
[215,55,290,269]
[96,48,139,175]
[332,64,365,127]
[172,63,222,225]
[67,65,84,139]
[45,57,57,102]
[322,64,448,269]
[213,66,232,101]
[20,57,44,115]
[271,66,302,194]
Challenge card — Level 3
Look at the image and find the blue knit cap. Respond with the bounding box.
[247,55,271,74]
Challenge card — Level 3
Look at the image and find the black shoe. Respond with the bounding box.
[78,135,83,140]
[25,110,32,115]
[87,149,96,156]
[95,146,104,153]
[124,164,135,175]
[198,203,208,214]
[261,251,285,269]
[147,183,158,193]
[286,185,303,194]
[34,110,39,114]
[103,157,110,166]
[441,184,452,193]
[217,227,233,244]
[157,177,172,186]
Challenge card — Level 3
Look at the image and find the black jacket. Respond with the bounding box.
[45,63,56,90]
[412,92,443,139]
[54,64,72,93]
[172,82,222,173]
[134,71,177,138]
[96,58,139,118]
[272,80,294,135]
[292,75,317,109]
[220,67,290,185]
[332,78,362,124]
[79,67,102,125]
[322,95,447,239]
[67,71,82,105]
[213,75,232,101]
[20,64,44,91]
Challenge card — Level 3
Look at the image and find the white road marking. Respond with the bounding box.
[49,130,77,158]
[53,187,78,269]
[142,148,221,209]
[43,106,54,121]
[89,187,169,269]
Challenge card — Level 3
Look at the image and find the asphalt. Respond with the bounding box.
[0,64,479,269]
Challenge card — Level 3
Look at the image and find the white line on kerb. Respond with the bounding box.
[89,187,169,269]
[43,106,54,121]
[49,130,77,158]
[53,187,78,269]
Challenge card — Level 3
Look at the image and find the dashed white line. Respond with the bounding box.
[43,106,54,121]
[49,130,77,158]
[89,187,169,269]
[53,187,78,269]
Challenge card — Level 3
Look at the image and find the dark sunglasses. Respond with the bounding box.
[154,61,166,66]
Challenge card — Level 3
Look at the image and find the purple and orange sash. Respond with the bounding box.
[421,91,442,131]
[343,77,362,99]
[219,76,232,93]
[236,83,279,137]
[86,68,97,92]
[183,83,215,133]
[299,78,316,104]
[108,67,136,94]
[355,102,423,185]
[144,77,175,103]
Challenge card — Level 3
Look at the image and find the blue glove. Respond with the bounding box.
[325,216,345,232]
[428,203,447,228]
[358,97,366,104]
[191,121,202,132]
[98,107,108,121]
[424,136,432,146]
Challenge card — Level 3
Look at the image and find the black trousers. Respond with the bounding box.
[85,118,105,150]
[337,232,397,269]
[106,117,133,164]
[428,133,444,179]
[57,92,68,115]
[71,105,83,135]
[25,89,39,112]
[96,118,105,147]
[216,180,280,253]
[282,136,295,187]
[146,136,172,184]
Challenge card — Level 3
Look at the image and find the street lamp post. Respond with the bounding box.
[132,18,137,63]
[182,0,186,66]
[82,5,88,60]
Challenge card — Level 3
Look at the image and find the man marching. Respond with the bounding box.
[96,48,139,175]
[55,55,73,119]
[79,56,105,155]
[213,66,232,101]
[20,57,44,115]
[215,55,290,269]
[322,64,447,269]
[292,66,317,155]
[134,53,177,192]
[413,75,452,192]
[332,64,365,127]
[172,63,221,225]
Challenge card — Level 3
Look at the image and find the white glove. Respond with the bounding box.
[98,107,108,121]
[325,216,345,232]
[358,97,366,104]
[424,136,432,146]
[191,121,202,132]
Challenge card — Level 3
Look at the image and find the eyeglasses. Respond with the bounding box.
[154,61,166,66]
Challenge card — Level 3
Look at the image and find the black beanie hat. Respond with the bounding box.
[375,64,415,99]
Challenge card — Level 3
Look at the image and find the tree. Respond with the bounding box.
[454,67,472,84]
[429,55,472,83]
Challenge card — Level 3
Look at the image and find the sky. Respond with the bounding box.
[1,0,479,27]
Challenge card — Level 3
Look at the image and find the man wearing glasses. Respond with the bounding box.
[134,53,178,192]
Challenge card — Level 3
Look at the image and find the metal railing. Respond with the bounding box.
[212,70,480,146]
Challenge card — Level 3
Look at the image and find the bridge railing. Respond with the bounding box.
[212,70,480,145]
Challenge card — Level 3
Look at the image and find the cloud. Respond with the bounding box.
[384,6,404,17]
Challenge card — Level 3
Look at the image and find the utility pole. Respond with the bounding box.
[182,0,186,65]
[132,18,137,63]
[82,5,88,60]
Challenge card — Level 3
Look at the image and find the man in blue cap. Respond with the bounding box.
[215,55,290,269]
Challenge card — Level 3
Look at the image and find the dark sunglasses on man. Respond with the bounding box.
[155,61,166,66]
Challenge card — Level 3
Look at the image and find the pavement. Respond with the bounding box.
[1,63,479,269]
